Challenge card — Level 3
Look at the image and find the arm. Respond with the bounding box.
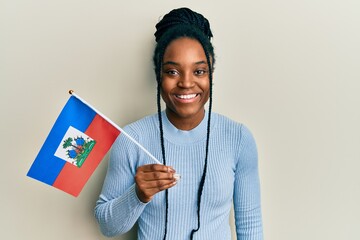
[94,130,147,237]
[94,127,177,237]
[234,125,263,240]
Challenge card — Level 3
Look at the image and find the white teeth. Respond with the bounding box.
[176,94,197,99]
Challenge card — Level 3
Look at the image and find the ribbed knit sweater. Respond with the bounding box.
[94,111,263,240]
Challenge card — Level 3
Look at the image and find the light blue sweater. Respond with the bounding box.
[94,112,263,240]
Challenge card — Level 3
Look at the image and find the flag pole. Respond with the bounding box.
[68,90,162,165]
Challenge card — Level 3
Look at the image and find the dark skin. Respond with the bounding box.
[135,37,210,203]
[135,164,177,203]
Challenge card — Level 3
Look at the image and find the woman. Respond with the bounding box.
[95,7,263,240]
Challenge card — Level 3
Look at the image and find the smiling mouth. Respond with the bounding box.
[175,94,199,100]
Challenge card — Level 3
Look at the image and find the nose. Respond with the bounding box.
[177,72,195,88]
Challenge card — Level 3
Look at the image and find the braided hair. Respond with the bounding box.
[153,8,215,240]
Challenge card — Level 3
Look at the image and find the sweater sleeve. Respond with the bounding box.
[94,128,148,237]
[234,125,263,240]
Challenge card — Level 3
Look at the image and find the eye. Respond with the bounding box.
[164,69,179,76]
[194,69,208,76]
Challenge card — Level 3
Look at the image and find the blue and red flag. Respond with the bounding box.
[27,93,120,197]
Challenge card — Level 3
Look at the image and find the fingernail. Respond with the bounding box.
[168,167,175,173]
[174,173,181,180]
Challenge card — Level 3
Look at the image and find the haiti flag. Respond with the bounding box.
[27,92,120,197]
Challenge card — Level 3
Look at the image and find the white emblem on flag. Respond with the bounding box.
[54,126,96,167]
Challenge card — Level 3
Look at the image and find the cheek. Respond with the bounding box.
[160,78,175,95]
[200,79,211,93]
[200,80,211,102]
[160,82,168,97]
[160,82,172,103]
[160,87,167,100]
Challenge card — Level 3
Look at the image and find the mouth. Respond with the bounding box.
[174,94,199,100]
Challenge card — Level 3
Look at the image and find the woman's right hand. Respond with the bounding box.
[135,164,178,203]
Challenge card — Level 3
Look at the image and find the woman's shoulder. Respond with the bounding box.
[122,113,159,137]
[112,113,158,150]
[212,112,243,130]
[212,112,255,140]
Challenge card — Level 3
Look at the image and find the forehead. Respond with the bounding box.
[163,37,206,63]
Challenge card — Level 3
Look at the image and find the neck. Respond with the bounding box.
[165,109,205,131]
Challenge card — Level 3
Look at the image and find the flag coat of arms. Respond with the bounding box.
[27,94,120,197]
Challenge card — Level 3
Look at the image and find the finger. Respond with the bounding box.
[136,179,176,201]
[136,177,178,203]
[141,179,178,195]
[139,164,175,173]
[142,178,177,189]
[135,171,176,191]
[140,171,176,181]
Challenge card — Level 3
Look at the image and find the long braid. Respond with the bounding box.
[156,49,169,240]
[190,41,213,240]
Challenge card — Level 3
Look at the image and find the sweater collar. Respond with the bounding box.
[160,111,216,145]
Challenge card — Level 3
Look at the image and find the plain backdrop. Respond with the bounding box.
[1,0,359,239]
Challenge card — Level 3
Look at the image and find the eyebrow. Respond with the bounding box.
[162,60,208,66]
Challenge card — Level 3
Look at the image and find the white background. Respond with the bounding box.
[1,0,359,239]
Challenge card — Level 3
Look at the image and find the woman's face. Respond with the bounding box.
[161,37,210,130]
